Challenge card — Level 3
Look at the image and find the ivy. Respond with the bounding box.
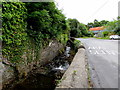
[2,2,27,63]
[2,2,70,64]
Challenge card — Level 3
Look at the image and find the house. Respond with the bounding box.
[89,26,105,37]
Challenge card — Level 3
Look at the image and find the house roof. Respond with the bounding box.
[89,26,105,31]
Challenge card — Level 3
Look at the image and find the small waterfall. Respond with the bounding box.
[64,46,71,57]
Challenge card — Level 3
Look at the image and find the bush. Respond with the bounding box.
[102,31,109,37]
[73,40,81,52]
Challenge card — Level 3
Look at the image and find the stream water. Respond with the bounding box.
[8,46,74,90]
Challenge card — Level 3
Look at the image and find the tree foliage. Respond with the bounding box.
[102,31,109,37]
[87,19,109,29]
[87,18,120,36]
[68,19,80,37]
[25,2,69,46]
[68,18,92,37]
[2,2,69,63]
[114,20,120,35]
[105,18,120,35]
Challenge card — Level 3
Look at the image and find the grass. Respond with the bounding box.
[86,61,93,88]
[80,36,109,40]
[96,37,109,40]
[80,37,93,39]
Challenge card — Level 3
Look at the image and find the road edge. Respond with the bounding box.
[55,47,89,88]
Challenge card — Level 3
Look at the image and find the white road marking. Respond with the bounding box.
[98,47,101,49]
[87,46,117,55]
[88,47,91,50]
[89,50,92,54]
[111,52,116,55]
[101,50,106,54]
[93,47,95,49]
[94,51,99,54]
[105,50,111,54]
[89,50,92,52]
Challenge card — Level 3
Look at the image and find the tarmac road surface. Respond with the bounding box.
[76,38,119,88]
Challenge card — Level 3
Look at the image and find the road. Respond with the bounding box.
[76,38,119,88]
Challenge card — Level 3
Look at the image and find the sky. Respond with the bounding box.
[54,0,119,24]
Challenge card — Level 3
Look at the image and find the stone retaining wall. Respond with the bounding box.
[1,40,64,89]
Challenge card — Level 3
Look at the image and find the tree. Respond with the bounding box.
[68,18,90,37]
[114,20,120,35]
[87,19,109,29]
[68,18,80,37]
[100,20,109,25]
[102,31,109,37]
[87,22,94,29]
[93,19,101,27]
[79,23,88,37]
[105,20,117,31]
[25,2,69,44]
[104,17,120,36]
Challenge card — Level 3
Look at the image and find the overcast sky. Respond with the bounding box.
[54,0,119,24]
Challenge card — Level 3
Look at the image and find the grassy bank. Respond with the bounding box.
[80,37,93,39]
[80,37,109,40]
[96,37,109,40]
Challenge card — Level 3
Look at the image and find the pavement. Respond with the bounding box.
[76,38,119,88]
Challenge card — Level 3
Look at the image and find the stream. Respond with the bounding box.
[11,46,75,90]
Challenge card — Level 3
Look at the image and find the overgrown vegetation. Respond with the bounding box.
[72,40,81,52]
[2,2,69,64]
[105,17,120,36]
[102,31,109,37]
[68,18,93,37]
[26,2,69,47]
[2,2,28,63]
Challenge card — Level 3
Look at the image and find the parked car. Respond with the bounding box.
[109,35,120,40]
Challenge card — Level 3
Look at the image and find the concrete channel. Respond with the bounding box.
[56,48,89,88]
